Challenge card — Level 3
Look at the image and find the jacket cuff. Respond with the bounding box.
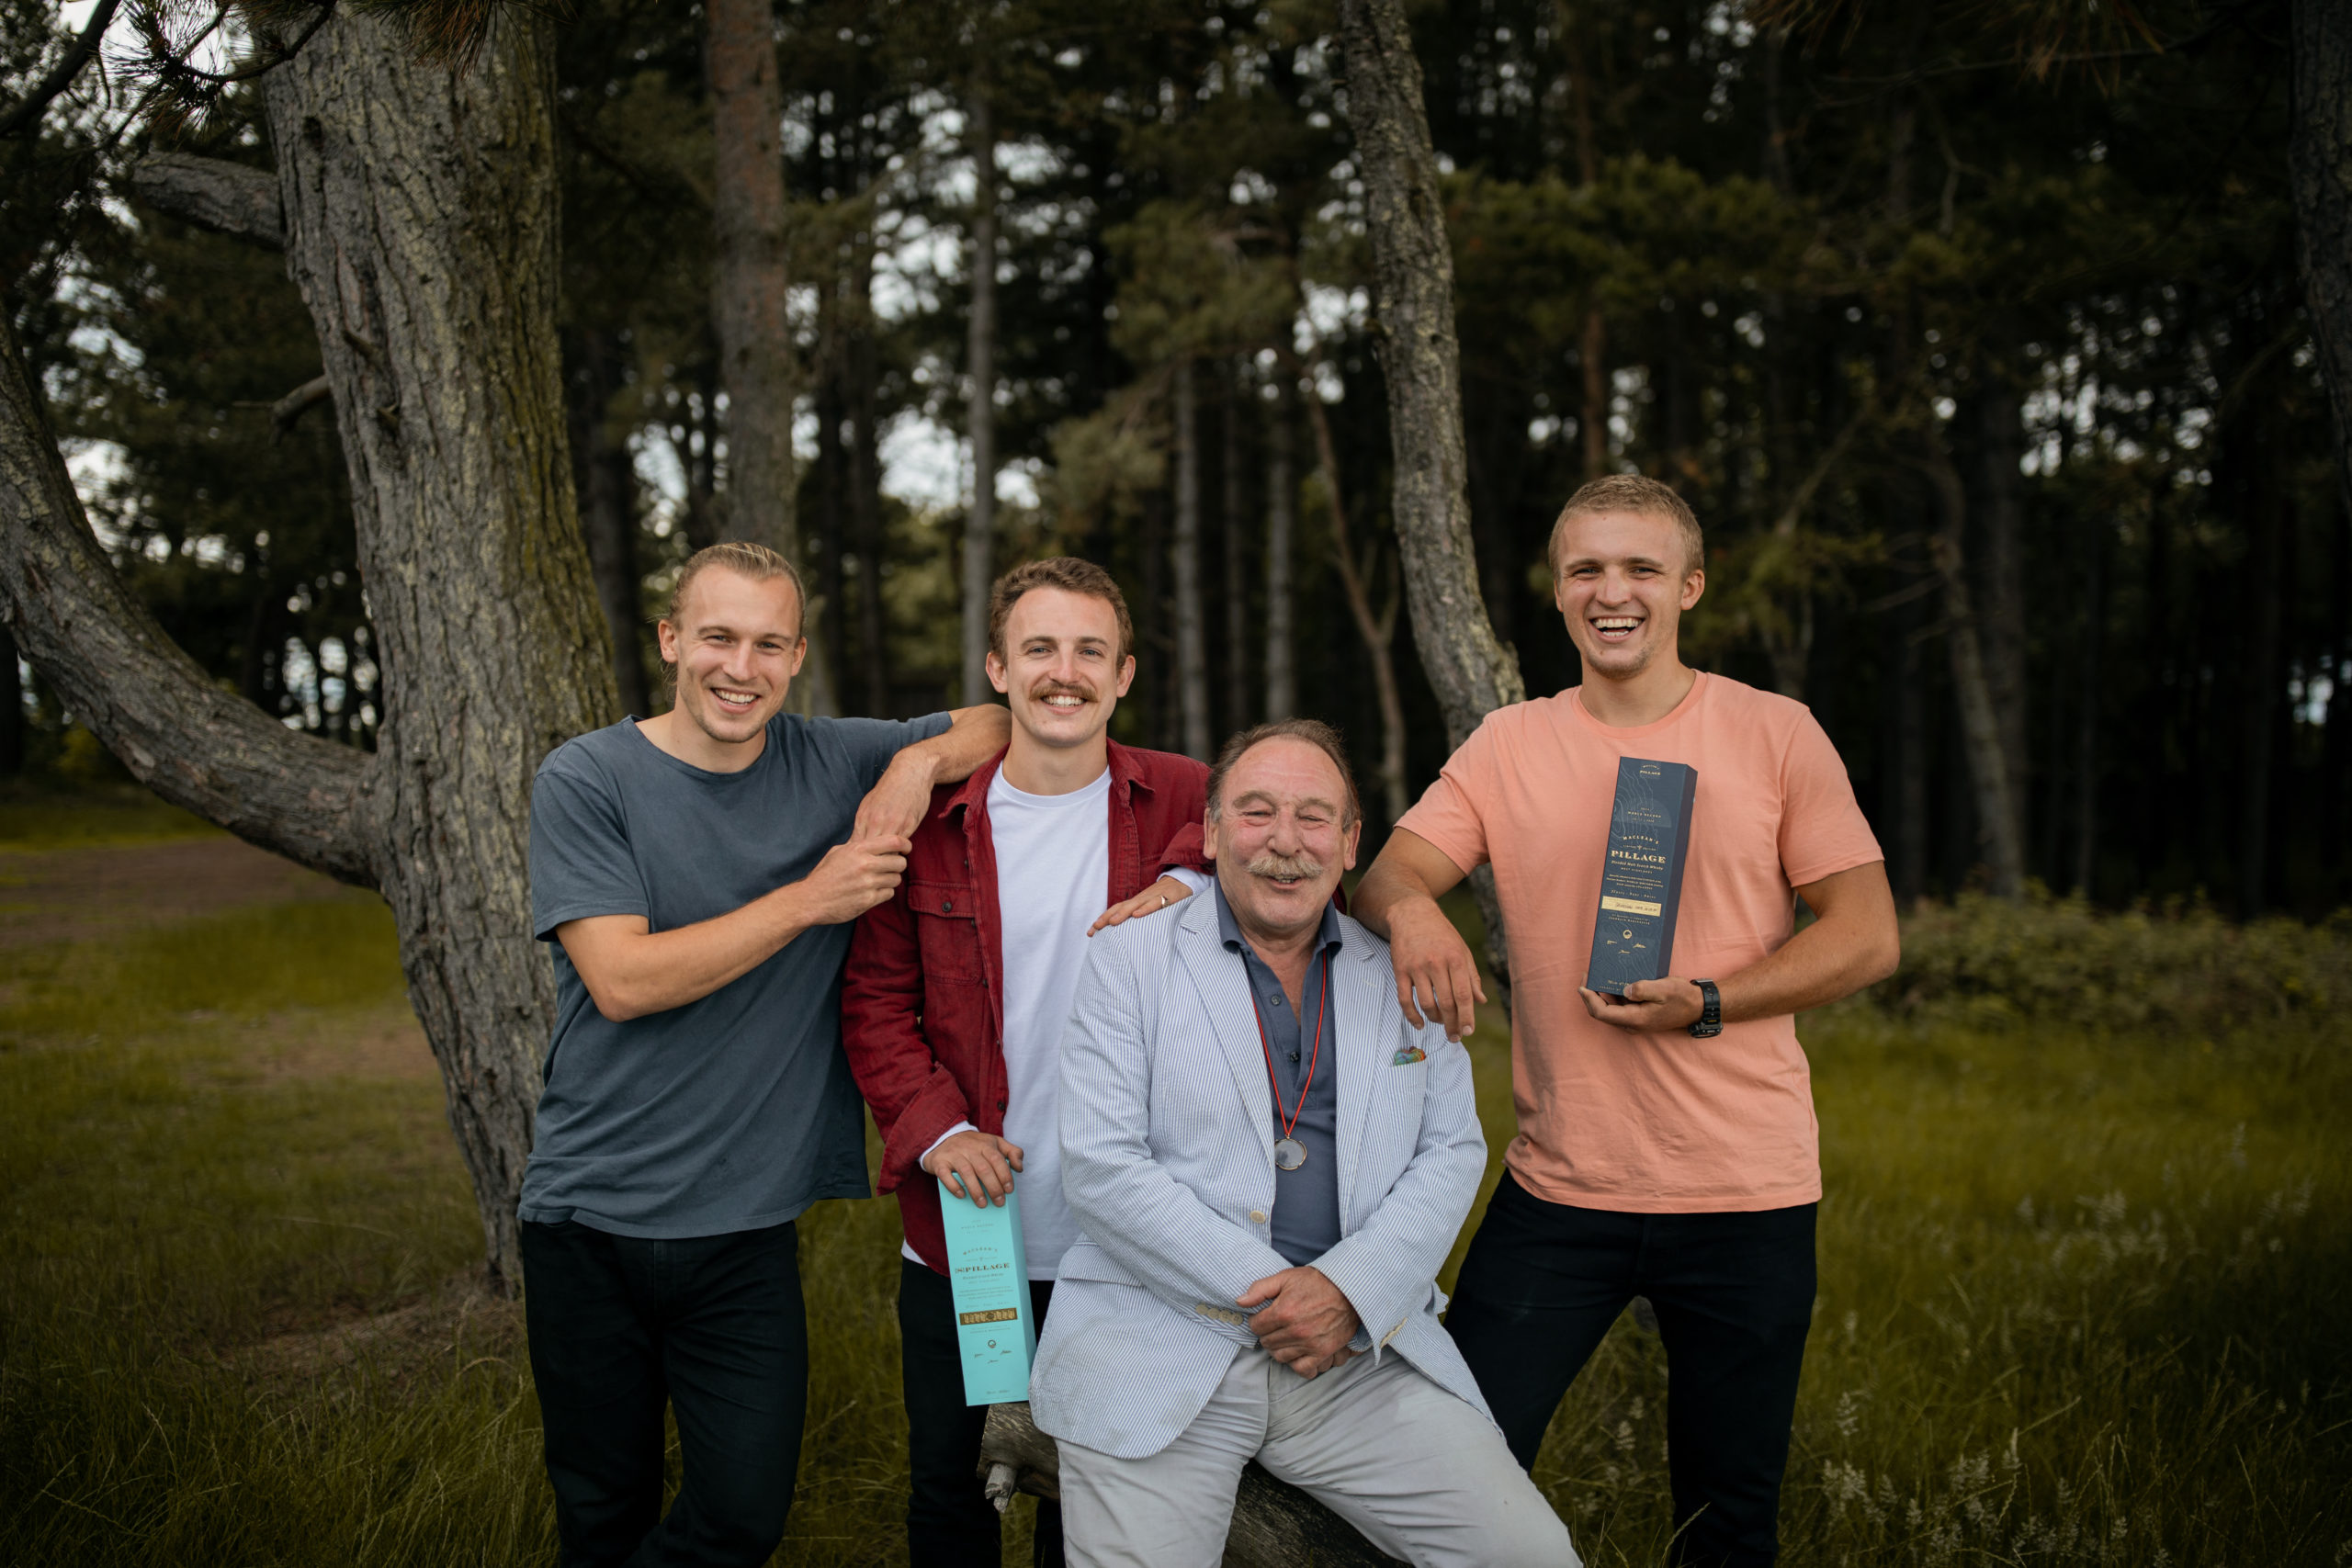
[878,1072,975,1193]
[1310,1240,1415,1369]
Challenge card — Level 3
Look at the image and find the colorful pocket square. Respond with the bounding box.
[1391,1044,1427,1066]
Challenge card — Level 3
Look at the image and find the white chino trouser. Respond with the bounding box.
[1057,1346,1579,1568]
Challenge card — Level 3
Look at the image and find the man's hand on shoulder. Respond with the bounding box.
[854,705,1012,842]
[1385,896,1486,1043]
[1579,977,1703,1032]
[1087,874,1194,936]
[1238,1265,1361,1379]
[799,835,912,925]
[922,1129,1024,1207]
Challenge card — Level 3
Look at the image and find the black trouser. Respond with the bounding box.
[898,1258,1061,1567]
[1444,1175,1817,1568]
[521,1218,808,1568]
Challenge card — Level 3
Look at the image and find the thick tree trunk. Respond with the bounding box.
[1171,358,1212,761]
[1264,374,1297,721]
[567,329,650,719]
[707,0,797,564]
[2291,0,2352,525]
[1917,437,2026,898]
[1334,0,1523,1000]
[963,86,998,707]
[264,8,615,1287]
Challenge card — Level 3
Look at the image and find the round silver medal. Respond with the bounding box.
[1272,1136,1307,1171]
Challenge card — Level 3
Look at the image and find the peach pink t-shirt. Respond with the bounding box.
[1396,671,1882,1213]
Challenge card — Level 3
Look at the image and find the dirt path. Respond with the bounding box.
[0,834,356,952]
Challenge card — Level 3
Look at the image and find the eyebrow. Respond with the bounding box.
[1560,553,1670,572]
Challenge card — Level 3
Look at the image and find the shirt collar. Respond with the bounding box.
[1211,877,1344,961]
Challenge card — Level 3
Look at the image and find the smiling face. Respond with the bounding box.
[987,585,1135,753]
[1206,736,1362,946]
[656,566,807,752]
[1552,508,1706,683]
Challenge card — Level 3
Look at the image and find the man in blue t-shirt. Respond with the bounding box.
[524,541,1007,1568]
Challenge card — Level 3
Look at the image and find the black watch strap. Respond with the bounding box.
[1688,978,1723,1037]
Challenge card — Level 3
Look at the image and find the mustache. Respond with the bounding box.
[1028,681,1097,702]
[1245,849,1325,881]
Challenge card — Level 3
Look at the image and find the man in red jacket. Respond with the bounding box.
[842,558,1210,1567]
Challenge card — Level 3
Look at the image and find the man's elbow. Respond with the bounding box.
[584,976,652,1023]
[1860,922,1902,989]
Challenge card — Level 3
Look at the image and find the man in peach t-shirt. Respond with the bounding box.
[1355,475,1900,1568]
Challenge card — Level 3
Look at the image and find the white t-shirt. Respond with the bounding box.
[904,764,1206,1280]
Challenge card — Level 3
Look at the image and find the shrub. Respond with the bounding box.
[1867,891,2352,1036]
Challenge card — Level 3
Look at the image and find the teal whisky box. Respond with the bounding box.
[937,1179,1038,1405]
[1586,756,1698,997]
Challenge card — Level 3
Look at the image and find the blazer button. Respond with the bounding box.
[1248,1210,1267,1225]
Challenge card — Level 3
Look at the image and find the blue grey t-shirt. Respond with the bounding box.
[520,708,949,1238]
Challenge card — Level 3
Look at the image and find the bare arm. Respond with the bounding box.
[1580,860,1902,1032]
[559,835,912,1022]
[1352,828,1486,1041]
[852,703,1012,841]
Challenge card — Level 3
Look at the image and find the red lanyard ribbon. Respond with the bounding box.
[1248,955,1329,1142]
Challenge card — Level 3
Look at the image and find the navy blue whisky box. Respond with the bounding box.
[1586,757,1698,997]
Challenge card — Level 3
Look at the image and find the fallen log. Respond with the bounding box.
[978,1402,1404,1567]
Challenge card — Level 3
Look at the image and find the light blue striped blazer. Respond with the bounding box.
[1029,889,1493,1460]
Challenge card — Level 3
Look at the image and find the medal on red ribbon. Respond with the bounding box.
[1250,960,1329,1173]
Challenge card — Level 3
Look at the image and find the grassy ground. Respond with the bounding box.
[1,802,2346,1564]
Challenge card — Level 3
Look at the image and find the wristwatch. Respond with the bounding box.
[1687,979,1723,1037]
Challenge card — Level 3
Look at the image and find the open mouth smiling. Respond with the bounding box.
[709,686,762,713]
[1590,615,1643,644]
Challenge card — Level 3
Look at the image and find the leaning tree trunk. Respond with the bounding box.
[2292,0,2352,525]
[1334,0,1524,1001]
[1917,436,2026,899]
[264,10,616,1288]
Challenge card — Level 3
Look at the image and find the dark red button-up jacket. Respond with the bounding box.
[841,740,1211,1275]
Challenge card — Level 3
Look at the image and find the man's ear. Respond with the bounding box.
[1112,653,1136,699]
[655,618,680,664]
[986,649,1012,695]
[1680,569,1705,612]
[1340,819,1363,872]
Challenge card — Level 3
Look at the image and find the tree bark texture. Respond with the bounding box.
[1264,375,1296,721]
[262,7,615,1286]
[567,329,650,720]
[1917,438,2026,897]
[1171,359,1213,761]
[963,86,998,707]
[976,1404,1401,1568]
[1334,0,1522,1001]
[0,622,20,774]
[123,152,286,249]
[2291,0,2352,525]
[707,0,797,564]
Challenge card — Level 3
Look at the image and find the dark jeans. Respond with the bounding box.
[1444,1175,1817,1568]
[521,1218,808,1568]
[899,1257,1061,1568]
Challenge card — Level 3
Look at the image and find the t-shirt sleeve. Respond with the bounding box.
[1393,717,1499,876]
[832,711,954,791]
[1777,712,1884,887]
[530,754,649,942]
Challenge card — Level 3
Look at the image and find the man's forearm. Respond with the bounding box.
[1351,859,1434,940]
[912,703,1011,783]
[1715,904,1899,1023]
[565,884,818,1021]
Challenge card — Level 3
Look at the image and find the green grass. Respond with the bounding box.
[0,780,223,850]
[1,840,2346,1564]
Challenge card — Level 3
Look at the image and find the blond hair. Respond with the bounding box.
[666,542,808,629]
[1547,474,1704,578]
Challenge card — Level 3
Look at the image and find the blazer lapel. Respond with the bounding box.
[1331,932,1383,1226]
[1173,896,1276,1168]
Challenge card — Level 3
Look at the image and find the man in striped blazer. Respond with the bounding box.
[1030,720,1577,1568]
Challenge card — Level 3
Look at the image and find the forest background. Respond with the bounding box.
[4,0,2346,919]
[3,1,2351,1563]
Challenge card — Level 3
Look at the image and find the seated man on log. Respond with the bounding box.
[1031,720,1578,1568]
